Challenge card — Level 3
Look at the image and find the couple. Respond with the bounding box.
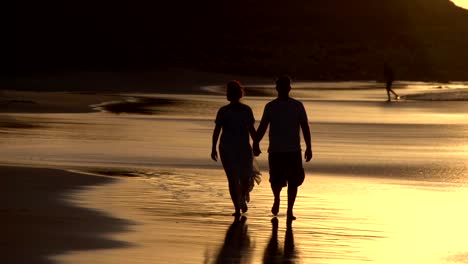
[211,76,312,220]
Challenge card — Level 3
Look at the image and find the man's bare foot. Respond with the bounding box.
[232,211,241,216]
[271,200,280,215]
[287,211,296,221]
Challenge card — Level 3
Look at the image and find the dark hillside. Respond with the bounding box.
[15,0,468,80]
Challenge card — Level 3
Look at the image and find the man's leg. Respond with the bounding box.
[287,185,297,220]
[386,81,393,101]
[390,89,400,99]
[269,152,284,216]
[271,184,282,215]
[286,151,303,220]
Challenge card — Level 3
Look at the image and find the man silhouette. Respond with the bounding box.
[384,62,400,101]
[253,76,312,220]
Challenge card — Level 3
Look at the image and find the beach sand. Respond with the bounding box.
[0,166,131,264]
[1,73,468,263]
[2,165,467,264]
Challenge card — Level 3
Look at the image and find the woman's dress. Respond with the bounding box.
[215,103,261,202]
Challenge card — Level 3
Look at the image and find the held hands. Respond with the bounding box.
[253,142,262,156]
[304,148,313,162]
[211,149,218,161]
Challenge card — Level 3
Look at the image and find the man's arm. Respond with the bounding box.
[211,124,221,161]
[300,120,312,162]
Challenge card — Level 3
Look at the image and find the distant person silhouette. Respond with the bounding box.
[212,80,261,216]
[384,63,400,101]
[263,218,297,263]
[253,76,312,220]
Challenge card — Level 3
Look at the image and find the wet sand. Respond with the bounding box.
[0,166,132,264]
[3,165,467,264]
[1,77,468,263]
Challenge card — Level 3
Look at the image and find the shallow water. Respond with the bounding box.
[1,81,468,263]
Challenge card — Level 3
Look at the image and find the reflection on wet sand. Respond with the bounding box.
[212,216,252,264]
[263,218,297,264]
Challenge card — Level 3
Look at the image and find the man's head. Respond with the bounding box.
[275,75,291,98]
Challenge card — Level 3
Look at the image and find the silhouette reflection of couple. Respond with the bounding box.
[263,218,297,264]
[213,216,297,264]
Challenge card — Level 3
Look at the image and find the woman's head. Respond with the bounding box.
[226,80,244,102]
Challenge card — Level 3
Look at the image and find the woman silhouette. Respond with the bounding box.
[211,80,261,216]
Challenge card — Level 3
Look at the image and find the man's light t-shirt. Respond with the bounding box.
[260,98,308,153]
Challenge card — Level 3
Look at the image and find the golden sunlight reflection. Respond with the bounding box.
[297,176,468,264]
[362,187,468,263]
[451,0,468,9]
[51,169,468,264]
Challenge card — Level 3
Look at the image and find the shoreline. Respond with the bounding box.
[7,68,468,93]
[1,69,271,114]
[6,69,274,94]
[2,79,467,115]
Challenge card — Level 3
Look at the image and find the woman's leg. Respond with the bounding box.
[240,178,250,213]
[228,178,241,215]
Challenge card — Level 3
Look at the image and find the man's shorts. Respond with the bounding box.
[268,151,305,187]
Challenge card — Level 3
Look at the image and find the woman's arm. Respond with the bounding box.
[253,117,269,156]
[248,123,256,142]
[211,124,221,161]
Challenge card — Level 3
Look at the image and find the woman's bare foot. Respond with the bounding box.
[271,199,280,215]
[241,202,248,213]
